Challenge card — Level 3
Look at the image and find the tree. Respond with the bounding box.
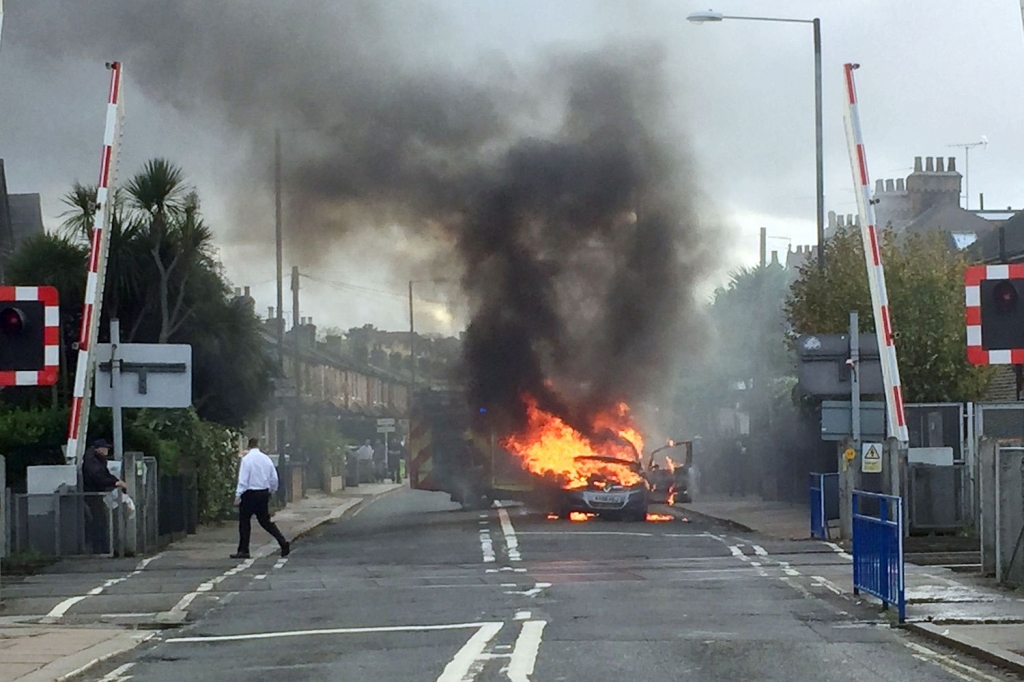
[786,227,994,402]
[674,263,794,436]
[22,159,273,427]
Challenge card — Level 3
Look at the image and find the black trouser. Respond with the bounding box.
[85,495,110,554]
[237,489,287,553]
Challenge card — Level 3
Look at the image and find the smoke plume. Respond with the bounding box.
[6,1,721,432]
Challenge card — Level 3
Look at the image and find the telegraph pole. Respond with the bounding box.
[408,280,415,394]
[275,130,284,369]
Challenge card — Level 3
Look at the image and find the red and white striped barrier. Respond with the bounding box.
[65,62,124,463]
[0,286,59,386]
[842,63,909,445]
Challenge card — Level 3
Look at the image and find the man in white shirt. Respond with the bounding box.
[232,437,290,559]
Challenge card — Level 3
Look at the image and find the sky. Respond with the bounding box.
[0,0,1022,336]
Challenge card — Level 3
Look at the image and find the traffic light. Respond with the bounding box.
[0,286,59,385]
[966,265,1024,364]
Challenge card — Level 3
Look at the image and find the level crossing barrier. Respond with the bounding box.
[809,472,839,539]
[852,491,905,622]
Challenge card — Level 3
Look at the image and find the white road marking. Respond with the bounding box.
[516,531,653,538]
[504,582,551,598]
[44,553,164,621]
[752,545,768,556]
[98,662,135,681]
[729,545,747,559]
[168,621,501,644]
[505,620,546,682]
[479,528,496,563]
[496,503,521,562]
[514,611,532,621]
[904,641,1005,682]
[811,575,844,595]
[436,622,505,682]
[825,541,853,561]
[778,561,800,577]
[274,557,288,570]
[254,574,267,580]
[168,556,257,615]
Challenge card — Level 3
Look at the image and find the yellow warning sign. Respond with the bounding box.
[862,442,883,473]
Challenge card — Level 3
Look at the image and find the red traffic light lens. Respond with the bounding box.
[0,307,26,335]
[993,280,1019,314]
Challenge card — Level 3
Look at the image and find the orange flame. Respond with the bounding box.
[568,511,594,522]
[502,395,645,490]
[645,513,674,522]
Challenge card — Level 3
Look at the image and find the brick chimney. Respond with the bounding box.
[906,154,962,216]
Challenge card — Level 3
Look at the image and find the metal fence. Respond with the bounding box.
[809,472,839,539]
[996,447,1024,586]
[852,491,905,623]
[907,464,968,531]
[905,402,970,533]
[11,491,131,557]
[159,472,198,542]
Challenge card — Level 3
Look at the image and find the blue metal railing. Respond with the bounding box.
[852,491,905,622]
[809,472,839,539]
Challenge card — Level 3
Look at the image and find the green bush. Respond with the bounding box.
[139,408,240,523]
[1,404,238,523]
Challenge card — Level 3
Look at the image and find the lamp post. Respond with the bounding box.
[688,10,824,268]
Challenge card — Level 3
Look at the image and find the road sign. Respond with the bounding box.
[862,442,883,473]
[377,417,397,434]
[94,343,192,408]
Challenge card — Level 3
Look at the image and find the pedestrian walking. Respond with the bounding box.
[232,437,290,559]
[82,438,127,553]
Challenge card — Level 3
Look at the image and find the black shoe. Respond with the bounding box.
[280,541,291,557]
[230,551,250,559]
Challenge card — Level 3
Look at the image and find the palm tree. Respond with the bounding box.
[122,159,212,342]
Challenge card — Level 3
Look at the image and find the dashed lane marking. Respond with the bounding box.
[479,528,496,563]
[43,553,164,621]
[495,502,521,562]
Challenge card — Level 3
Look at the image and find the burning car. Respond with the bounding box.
[555,454,649,521]
[644,440,693,505]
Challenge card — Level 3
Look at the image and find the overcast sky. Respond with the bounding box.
[1,0,1022,335]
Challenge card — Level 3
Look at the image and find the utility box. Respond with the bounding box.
[821,400,887,441]
[797,333,884,397]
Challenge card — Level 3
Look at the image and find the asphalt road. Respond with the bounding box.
[83,488,1017,681]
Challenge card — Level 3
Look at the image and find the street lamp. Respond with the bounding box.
[688,10,824,268]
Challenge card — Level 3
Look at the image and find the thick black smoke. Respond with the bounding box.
[6,1,719,432]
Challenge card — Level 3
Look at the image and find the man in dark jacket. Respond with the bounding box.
[82,439,126,553]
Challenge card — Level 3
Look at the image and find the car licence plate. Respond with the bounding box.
[589,493,624,504]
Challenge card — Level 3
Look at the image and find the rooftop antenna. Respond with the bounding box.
[947,136,988,210]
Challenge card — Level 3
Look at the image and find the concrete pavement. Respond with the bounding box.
[678,494,1024,677]
[0,482,402,681]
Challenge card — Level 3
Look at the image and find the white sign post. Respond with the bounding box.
[862,442,883,474]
